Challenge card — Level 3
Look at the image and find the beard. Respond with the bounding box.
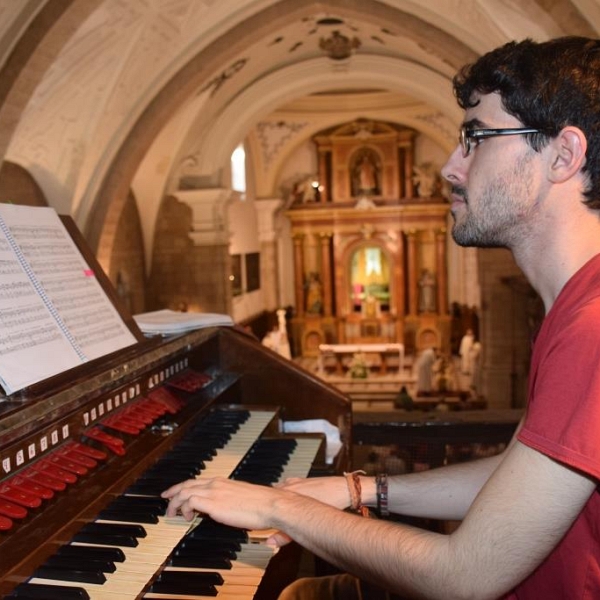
[451,153,536,248]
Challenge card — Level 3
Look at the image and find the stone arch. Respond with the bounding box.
[82,0,476,273]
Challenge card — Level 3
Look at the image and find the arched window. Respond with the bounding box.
[231,143,246,193]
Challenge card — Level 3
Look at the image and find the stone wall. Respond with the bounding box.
[147,195,230,314]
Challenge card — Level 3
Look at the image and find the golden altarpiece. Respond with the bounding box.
[286,119,450,357]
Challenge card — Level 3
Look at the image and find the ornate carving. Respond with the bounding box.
[255,120,308,168]
[319,30,361,60]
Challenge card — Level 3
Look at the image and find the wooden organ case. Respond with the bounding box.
[0,218,351,599]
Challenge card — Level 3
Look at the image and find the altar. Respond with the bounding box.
[318,342,404,376]
[285,118,451,358]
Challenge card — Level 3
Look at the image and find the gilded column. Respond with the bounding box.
[435,228,448,315]
[293,234,306,317]
[406,231,418,316]
[319,232,333,316]
[255,198,284,310]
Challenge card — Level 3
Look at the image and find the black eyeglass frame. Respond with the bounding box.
[460,125,541,157]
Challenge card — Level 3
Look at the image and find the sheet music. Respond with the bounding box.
[0,230,83,393]
[0,204,137,395]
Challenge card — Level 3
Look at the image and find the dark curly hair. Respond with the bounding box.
[453,37,600,208]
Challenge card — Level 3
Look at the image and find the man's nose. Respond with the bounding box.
[441,145,465,183]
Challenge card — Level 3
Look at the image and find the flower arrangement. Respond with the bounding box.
[348,352,369,379]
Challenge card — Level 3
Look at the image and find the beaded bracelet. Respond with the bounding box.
[376,473,390,517]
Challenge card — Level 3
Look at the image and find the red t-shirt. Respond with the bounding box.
[510,254,600,598]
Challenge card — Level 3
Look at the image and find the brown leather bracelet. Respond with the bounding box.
[344,470,370,516]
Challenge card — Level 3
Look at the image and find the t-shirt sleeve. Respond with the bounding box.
[518,306,600,480]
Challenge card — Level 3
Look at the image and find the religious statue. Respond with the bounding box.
[418,269,436,313]
[412,162,439,198]
[459,328,475,374]
[352,153,379,196]
[293,176,318,203]
[305,272,323,314]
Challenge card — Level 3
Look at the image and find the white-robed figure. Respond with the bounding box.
[261,309,291,360]
[415,346,437,392]
[459,328,475,374]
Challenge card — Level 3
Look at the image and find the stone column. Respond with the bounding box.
[435,228,448,315]
[293,234,306,317]
[319,232,333,316]
[255,198,283,310]
[175,188,232,313]
[406,231,418,316]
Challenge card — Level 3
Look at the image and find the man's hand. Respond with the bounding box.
[162,476,286,530]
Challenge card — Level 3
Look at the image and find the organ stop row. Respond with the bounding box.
[0,216,352,599]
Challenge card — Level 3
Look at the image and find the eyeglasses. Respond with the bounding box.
[460,125,541,157]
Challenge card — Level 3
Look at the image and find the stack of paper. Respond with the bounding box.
[133,309,233,336]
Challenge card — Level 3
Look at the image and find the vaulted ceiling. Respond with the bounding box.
[0,0,598,262]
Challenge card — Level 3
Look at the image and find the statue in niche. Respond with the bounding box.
[305,272,323,314]
[352,151,380,197]
[418,268,436,313]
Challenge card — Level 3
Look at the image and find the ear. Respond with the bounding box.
[547,126,587,184]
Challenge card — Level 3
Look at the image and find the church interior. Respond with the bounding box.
[0,2,599,595]
[4,0,588,412]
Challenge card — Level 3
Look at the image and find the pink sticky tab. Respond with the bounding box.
[83,269,94,277]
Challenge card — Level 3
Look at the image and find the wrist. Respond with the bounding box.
[376,473,390,517]
[343,470,370,516]
[360,475,377,506]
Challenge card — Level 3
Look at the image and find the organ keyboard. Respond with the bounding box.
[0,325,352,599]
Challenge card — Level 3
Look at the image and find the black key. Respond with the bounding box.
[131,477,188,488]
[56,544,125,562]
[156,570,224,586]
[148,574,223,598]
[177,538,240,553]
[189,522,248,542]
[80,522,146,538]
[141,466,200,478]
[71,531,138,547]
[32,565,106,584]
[109,496,167,510]
[173,547,237,562]
[6,582,90,599]
[97,508,159,524]
[169,554,232,569]
[44,555,116,573]
[149,581,217,596]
